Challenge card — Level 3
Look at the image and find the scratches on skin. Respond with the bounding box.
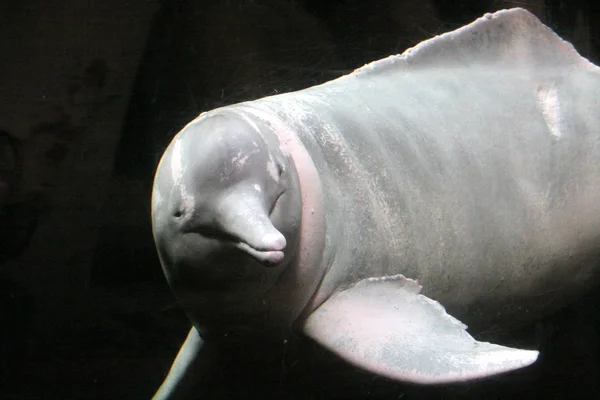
[231,150,250,170]
[536,83,562,140]
[226,149,259,182]
[171,137,196,214]
[219,110,282,184]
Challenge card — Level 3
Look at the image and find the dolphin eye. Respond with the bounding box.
[277,163,284,178]
[269,191,284,216]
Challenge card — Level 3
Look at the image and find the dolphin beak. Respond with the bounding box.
[218,191,287,266]
[230,218,287,267]
[234,241,285,266]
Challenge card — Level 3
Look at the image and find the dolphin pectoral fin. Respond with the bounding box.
[153,327,215,400]
[302,275,539,384]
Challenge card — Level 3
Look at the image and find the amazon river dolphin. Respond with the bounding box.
[150,8,600,399]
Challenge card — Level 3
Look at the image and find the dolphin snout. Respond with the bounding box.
[235,241,285,266]
[232,229,286,266]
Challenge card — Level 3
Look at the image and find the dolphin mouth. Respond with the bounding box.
[234,241,285,266]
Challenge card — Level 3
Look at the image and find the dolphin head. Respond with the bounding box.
[151,112,302,332]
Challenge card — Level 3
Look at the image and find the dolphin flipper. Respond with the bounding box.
[153,327,215,400]
[303,275,539,384]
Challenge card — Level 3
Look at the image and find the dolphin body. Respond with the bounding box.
[150,8,600,399]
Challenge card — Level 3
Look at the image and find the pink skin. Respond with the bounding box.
[235,106,329,326]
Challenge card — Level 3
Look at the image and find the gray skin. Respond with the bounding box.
[150,8,600,399]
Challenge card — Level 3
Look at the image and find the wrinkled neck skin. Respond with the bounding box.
[151,108,327,342]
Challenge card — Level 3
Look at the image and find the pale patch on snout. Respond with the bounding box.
[536,83,562,140]
[253,184,262,192]
[171,138,196,214]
